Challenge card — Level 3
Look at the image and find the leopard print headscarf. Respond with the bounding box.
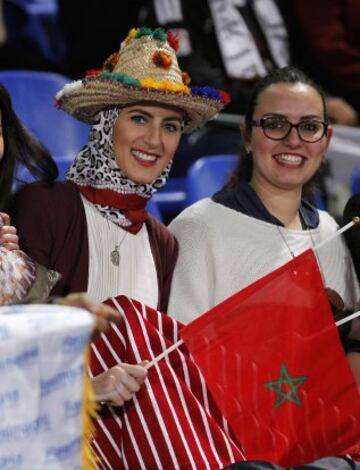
[66,107,172,227]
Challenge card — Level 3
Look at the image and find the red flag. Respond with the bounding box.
[180,249,360,466]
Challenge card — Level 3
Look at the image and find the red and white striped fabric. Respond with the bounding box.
[90,295,246,470]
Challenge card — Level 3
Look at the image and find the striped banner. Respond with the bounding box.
[90,296,245,470]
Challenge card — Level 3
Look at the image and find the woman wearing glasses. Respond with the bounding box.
[167,66,360,469]
[168,66,360,326]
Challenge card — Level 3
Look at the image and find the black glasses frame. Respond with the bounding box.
[251,117,328,143]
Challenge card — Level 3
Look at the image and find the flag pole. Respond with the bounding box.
[336,310,360,327]
[314,216,360,251]
[144,339,184,370]
[94,340,185,401]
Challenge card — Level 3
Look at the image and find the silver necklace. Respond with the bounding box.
[274,209,325,284]
[273,208,315,260]
[107,220,128,267]
[275,224,296,259]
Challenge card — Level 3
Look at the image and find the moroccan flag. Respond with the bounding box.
[180,249,360,466]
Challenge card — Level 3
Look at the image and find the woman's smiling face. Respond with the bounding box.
[112,104,183,184]
[248,82,333,194]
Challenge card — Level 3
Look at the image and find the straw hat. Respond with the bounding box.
[56,27,230,133]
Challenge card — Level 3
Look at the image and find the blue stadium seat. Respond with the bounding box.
[152,177,187,218]
[0,70,89,155]
[146,198,163,222]
[351,165,360,195]
[0,70,89,184]
[186,154,238,206]
[53,157,72,180]
[186,154,327,211]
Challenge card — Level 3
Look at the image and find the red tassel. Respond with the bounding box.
[219,90,231,105]
[166,31,179,52]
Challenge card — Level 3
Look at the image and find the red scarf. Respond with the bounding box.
[75,184,149,234]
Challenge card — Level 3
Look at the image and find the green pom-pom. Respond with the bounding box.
[134,27,166,42]
[135,27,153,39]
[152,28,167,42]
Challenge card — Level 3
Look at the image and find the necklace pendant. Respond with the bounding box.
[110,246,120,266]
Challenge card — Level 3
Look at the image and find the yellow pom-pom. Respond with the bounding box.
[124,28,138,44]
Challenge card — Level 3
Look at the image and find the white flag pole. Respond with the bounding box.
[144,339,184,370]
[336,310,360,327]
[314,217,360,251]
[94,340,185,401]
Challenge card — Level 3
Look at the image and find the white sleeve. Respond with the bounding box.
[168,208,215,324]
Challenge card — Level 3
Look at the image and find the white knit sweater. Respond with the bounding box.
[168,198,360,324]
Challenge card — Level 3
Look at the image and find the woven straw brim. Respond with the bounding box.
[59,78,224,133]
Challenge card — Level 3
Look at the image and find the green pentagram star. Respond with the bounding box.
[263,363,307,410]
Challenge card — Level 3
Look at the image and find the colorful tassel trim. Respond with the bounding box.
[140,77,190,93]
[191,86,231,104]
[91,72,230,103]
[98,71,190,94]
[99,71,140,87]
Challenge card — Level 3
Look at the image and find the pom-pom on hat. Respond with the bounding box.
[56,27,230,133]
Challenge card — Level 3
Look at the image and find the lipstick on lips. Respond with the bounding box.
[131,149,159,167]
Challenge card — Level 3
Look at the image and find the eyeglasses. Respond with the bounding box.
[251,116,328,143]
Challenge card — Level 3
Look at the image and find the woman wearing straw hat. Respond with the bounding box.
[9,28,234,457]
[11,27,229,312]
